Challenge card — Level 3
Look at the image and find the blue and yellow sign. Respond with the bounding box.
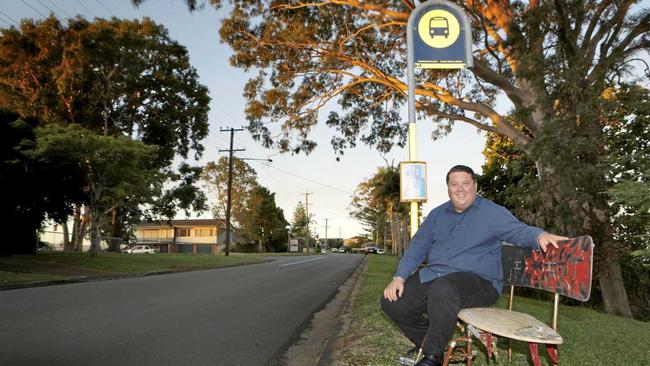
[408,0,472,69]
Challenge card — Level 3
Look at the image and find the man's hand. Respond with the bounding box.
[537,232,569,252]
[383,277,405,302]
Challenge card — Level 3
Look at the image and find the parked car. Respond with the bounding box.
[123,245,156,254]
[363,244,378,254]
[377,248,385,254]
[331,247,339,253]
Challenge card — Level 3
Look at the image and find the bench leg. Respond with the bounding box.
[486,332,493,359]
[466,326,473,366]
[546,344,559,365]
[529,343,541,366]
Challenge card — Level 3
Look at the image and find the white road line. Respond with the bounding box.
[279,256,327,267]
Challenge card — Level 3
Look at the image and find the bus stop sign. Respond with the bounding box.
[408,0,473,69]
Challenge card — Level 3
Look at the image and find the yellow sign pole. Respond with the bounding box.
[408,123,419,238]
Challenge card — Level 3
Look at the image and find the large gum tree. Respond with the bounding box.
[134,0,649,316]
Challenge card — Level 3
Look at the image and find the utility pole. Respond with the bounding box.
[303,191,312,252]
[219,127,244,256]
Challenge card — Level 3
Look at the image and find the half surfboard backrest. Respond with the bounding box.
[501,235,594,301]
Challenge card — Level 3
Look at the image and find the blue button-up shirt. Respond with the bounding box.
[395,196,544,293]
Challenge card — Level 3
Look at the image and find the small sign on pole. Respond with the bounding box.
[400,161,428,202]
[289,239,299,252]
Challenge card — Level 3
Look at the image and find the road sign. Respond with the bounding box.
[408,0,473,69]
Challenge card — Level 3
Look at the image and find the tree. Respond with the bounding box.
[244,186,290,252]
[349,163,409,256]
[291,201,314,250]
[31,124,159,255]
[0,110,86,255]
[479,85,650,318]
[201,157,259,226]
[0,16,210,250]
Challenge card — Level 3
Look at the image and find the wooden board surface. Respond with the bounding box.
[458,308,563,344]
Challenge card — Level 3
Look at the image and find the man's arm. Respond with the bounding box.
[493,205,567,252]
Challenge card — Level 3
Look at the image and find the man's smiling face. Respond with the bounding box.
[447,171,478,213]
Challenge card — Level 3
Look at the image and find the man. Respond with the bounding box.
[380,165,567,366]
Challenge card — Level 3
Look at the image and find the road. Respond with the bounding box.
[0,254,363,366]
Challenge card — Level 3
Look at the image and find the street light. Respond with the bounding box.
[237,157,273,162]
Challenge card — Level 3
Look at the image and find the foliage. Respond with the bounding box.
[0,16,211,242]
[0,110,86,255]
[290,201,313,240]
[30,124,159,254]
[479,84,650,318]
[201,157,259,226]
[349,163,408,254]
[603,85,650,262]
[243,185,290,252]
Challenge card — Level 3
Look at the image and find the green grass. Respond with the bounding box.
[0,271,69,285]
[0,252,265,286]
[338,255,650,366]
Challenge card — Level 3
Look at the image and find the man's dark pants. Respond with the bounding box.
[380,271,499,355]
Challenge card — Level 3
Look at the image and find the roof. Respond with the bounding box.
[135,219,225,228]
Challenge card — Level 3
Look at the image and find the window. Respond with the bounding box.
[175,228,191,237]
[143,229,159,239]
[195,228,214,237]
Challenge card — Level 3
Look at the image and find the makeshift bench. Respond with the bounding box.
[443,236,594,366]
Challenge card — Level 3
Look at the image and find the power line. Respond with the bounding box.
[94,0,116,17]
[267,164,353,195]
[0,17,12,27]
[33,0,65,22]
[46,0,71,18]
[73,0,98,18]
[0,10,20,26]
[21,0,48,18]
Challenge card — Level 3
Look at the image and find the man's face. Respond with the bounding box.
[447,171,478,213]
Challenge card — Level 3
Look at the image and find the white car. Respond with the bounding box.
[123,245,156,254]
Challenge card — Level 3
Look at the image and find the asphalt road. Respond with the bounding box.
[0,254,364,366]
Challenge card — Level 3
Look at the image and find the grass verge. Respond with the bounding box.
[337,254,650,365]
[0,252,266,287]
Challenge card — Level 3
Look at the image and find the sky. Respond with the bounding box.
[1,0,494,239]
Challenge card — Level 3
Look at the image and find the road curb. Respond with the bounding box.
[267,255,368,366]
[317,255,367,366]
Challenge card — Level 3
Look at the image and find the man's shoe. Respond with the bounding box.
[414,353,443,366]
[406,345,420,357]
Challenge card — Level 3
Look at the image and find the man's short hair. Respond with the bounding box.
[446,165,477,184]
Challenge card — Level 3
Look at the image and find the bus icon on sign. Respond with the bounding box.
[429,17,449,38]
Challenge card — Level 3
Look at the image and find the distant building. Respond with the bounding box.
[134,219,223,255]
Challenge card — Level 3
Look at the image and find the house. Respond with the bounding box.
[134,219,223,255]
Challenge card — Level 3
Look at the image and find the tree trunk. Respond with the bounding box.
[88,204,102,256]
[597,240,633,317]
[70,204,81,252]
[60,219,70,251]
[109,207,122,252]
